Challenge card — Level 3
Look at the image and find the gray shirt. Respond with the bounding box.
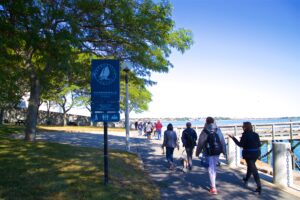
[162,130,178,148]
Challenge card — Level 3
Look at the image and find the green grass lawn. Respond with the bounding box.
[0,125,160,200]
[0,124,25,137]
[37,125,126,133]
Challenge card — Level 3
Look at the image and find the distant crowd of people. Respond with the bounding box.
[160,117,262,195]
[134,120,163,140]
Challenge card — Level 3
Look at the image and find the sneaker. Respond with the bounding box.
[169,162,175,170]
[209,188,218,195]
[255,187,262,195]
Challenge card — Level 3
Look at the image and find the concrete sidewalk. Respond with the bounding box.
[134,133,300,200]
[25,130,300,200]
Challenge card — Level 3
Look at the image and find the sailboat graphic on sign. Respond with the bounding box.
[99,66,110,80]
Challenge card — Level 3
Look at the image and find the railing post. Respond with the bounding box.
[234,126,240,167]
[273,142,293,188]
[290,123,293,140]
[272,124,275,141]
[267,141,271,165]
[178,127,184,146]
[289,123,295,169]
[196,127,200,136]
[227,126,240,168]
[176,127,180,145]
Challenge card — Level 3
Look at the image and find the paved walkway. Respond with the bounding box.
[29,130,300,200]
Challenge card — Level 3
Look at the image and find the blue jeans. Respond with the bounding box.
[157,129,162,140]
[138,129,143,136]
[166,147,175,163]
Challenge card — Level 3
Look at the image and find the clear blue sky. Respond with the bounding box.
[132,0,300,118]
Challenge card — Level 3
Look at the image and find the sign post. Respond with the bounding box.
[91,59,120,185]
[103,122,108,184]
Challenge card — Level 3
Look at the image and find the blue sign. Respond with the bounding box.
[91,59,120,122]
[91,102,120,111]
[92,112,120,122]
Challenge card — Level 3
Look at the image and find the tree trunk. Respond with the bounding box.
[46,101,51,125]
[63,112,67,126]
[46,101,50,119]
[25,74,41,141]
[0,108,4,125]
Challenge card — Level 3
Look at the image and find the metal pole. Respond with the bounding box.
[104,122,108,185]
[125,70,130,151]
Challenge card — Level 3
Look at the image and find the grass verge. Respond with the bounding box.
[0,125,160,200]
[0,124,24,137]
[37,125,125,133]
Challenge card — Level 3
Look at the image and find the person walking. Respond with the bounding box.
[155,120,163,140]
[196,117,226,195]
[181,122,197,170]
[145,122,153,140]
[162,123,178,170]
[134,121,138,130]
[228,121,262,194]
[138,122,143,136]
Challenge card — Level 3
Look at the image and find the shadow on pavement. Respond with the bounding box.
[136,139,300,200]
[34,131,299,200]
[35,131,146,152]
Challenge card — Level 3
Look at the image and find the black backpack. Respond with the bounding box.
[185,130,196,147]
[204,129,222,156]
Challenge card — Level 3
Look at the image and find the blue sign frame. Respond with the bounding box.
[91,59,120,122]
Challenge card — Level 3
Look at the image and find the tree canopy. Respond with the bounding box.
[0,65,25,124]
[0,0,193,140]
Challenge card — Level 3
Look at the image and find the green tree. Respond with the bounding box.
[128,83,152,114]
[0,65,26,124]
[0,24,27,124]
[39,75,62,124]
[54,85,81,126]
[120,72,152,114]
[1,0,193,140]
[39,52,91,126]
